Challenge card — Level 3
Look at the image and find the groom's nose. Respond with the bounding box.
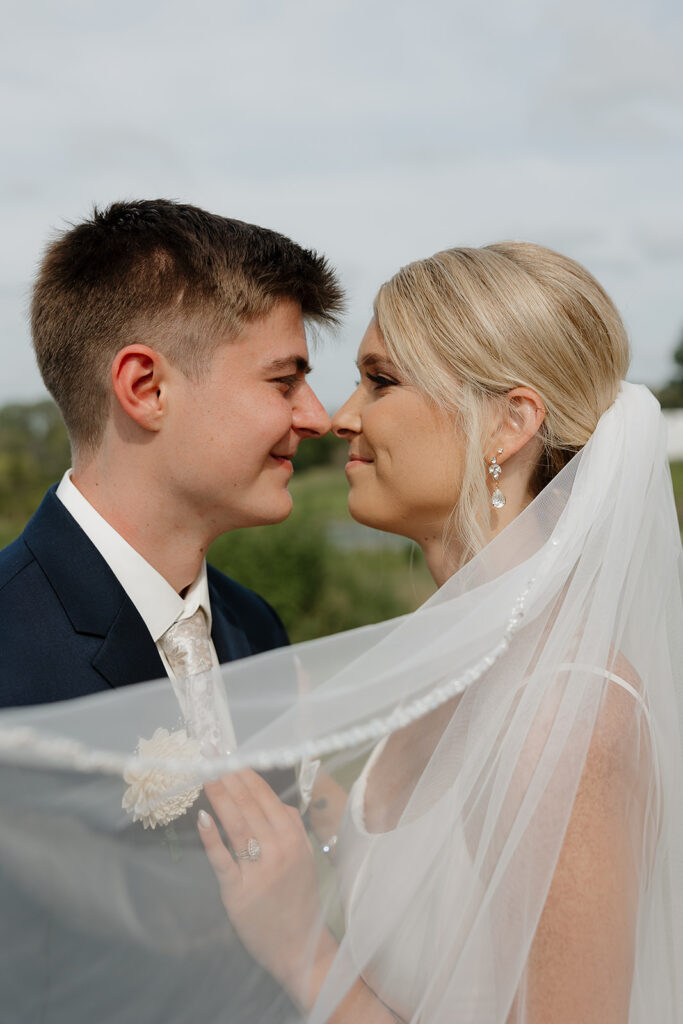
[292,383,331,438]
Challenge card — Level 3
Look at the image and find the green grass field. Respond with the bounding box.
[2,457,682,645]
[209,461,683,642]
[208,466,436,643]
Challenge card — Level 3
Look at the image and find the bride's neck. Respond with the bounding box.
[418,536,462,589]
[420,491,535,588]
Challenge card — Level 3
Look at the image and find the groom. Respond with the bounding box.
[0,199,342,709]
[0,200,342,1023]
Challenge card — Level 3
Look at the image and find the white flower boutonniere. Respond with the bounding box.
[122,727,202,829]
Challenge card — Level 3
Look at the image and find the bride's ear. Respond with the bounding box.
[488,387,546,463]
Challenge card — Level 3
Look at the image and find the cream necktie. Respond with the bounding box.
[159,608,214,679]
[159,609,234,753]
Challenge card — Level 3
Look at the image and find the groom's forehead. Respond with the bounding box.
[219,297,311,371]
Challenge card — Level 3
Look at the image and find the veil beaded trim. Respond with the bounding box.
[0,574,538,776]
[0,382,661,779]
[0,381,681,1024]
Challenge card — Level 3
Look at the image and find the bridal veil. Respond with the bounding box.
[0,381,682,1022]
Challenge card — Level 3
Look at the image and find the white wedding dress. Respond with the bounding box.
[337,736,491,1021]
[334,650,659,1022]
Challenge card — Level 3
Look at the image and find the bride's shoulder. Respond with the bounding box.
[524,651,648,781]
[594,649,646,741]
[576,649,653,802]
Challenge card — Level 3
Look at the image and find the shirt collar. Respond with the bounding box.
[55,470,212,642]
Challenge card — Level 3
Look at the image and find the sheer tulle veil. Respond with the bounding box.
[0,381,682,1022]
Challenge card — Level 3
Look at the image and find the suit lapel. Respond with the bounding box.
[208,586,298,806]
[24,488,165,689]
[24,488,124,637]
[24,489,263,691]
[209,581,252,664]
[91,598,166,688]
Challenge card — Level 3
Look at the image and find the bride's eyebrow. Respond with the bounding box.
[356,353,397,371]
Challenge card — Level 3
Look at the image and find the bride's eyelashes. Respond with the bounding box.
[366,372,398,390]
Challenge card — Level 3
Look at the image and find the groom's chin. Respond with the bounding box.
[212,482,294,532]
[246,489,294,527]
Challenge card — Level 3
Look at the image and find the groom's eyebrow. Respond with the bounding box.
[264,356,312,375]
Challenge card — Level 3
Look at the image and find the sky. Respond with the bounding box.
[1,0,682,411]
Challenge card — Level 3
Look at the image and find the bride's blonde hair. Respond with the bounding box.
[373,241,630,564]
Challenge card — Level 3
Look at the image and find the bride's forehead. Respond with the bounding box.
[359,320,384,348]
[357,323,391,364]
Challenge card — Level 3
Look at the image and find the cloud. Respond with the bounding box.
[0,0,682,409]
[532,0,683,147]
[635,224,683,262]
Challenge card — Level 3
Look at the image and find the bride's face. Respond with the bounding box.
[332,321,465,543]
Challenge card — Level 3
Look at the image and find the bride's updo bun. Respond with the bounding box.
[373,241,630,561]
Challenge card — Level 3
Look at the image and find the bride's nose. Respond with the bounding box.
[332,389,362,439]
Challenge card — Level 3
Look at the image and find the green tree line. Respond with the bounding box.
[0,400,433,642]
[656,330,683,409]
[3,378,682,643]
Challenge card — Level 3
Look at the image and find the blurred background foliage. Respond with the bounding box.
[656,330,683,409]
[2,387,682,643]
[0,401,71,532]
[0,402,435,642]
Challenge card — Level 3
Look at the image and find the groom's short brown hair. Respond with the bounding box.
[31,199,344,453]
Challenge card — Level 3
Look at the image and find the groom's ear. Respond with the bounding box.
[111,345,167,432]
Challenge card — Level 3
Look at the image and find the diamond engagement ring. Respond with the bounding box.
[235,838,261,863]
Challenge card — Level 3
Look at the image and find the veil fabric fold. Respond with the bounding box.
[0,382,682,1023]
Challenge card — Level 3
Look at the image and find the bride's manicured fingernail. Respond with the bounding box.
[198,810,213,830]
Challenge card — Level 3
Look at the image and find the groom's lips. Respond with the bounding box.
[269,449,296,470]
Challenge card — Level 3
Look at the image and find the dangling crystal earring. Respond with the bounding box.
[489,448,506,509]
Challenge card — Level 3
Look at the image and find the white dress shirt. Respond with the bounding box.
[56,470,313,802]
[55,469,220,682]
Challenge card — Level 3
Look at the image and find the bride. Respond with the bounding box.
[195,242,683,1022]
[0,242,681,1024]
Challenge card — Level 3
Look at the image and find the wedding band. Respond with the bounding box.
[235,837,261,862]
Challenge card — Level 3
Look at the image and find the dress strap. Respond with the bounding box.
[558,661,661,863]
[558,663,651,723]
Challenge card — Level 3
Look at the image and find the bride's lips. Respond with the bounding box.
[346,452,373,469]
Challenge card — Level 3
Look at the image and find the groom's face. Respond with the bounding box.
[164,299,330,533]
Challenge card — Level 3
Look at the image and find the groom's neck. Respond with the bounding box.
[71,456,210,595]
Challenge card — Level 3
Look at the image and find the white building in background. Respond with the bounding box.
[664,410,683,461]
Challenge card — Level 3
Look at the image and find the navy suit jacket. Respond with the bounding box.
[0,488,298,1022]
[0,486,289,708]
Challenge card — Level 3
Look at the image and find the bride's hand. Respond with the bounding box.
[198,768,337,1004]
